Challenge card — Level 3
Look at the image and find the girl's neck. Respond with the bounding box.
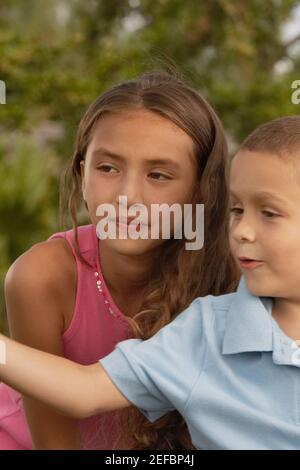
[99,241,160,309]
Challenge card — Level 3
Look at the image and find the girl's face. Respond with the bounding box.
[229,149,300,300]
[80,109,198,256]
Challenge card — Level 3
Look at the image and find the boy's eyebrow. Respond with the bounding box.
[91,146,181,169]
[229,190,289,206]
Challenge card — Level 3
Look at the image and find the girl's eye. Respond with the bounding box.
[149,172,172,181]
[97,165,118,173]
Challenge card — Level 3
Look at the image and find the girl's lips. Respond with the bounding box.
[238,258,264,270]
[116,217,137,226]
[115,220,149,235]
[108,217,147,227]
[116,219,148,228]
[116,216,149,226]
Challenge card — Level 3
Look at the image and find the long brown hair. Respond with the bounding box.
[60,69,240,449]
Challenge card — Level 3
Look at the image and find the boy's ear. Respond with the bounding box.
[80,160,86,201]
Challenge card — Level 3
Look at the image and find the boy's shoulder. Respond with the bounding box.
[170,291,237,333]
[189,290,237,315]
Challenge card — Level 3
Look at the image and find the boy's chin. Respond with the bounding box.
[243,275,271,297]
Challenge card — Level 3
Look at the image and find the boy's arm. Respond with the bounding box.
[0,295,205,425]
[0,332,131,419]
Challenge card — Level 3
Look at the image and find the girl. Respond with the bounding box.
[1,115,300,450]
[0,70,239,450]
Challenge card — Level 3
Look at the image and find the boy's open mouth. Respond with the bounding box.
[238,257,260,262]
[238,257,264,269]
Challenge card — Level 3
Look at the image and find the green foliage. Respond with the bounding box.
[0,134,59,331]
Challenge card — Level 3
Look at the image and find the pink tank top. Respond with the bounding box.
[0,224,132,449]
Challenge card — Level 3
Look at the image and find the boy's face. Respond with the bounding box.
[229,149,300,299]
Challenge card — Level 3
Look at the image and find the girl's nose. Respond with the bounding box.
[117,174,144,208]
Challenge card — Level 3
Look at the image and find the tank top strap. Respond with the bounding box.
[48,224,97,269]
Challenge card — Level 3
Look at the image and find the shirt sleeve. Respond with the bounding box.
[99,297,207,422]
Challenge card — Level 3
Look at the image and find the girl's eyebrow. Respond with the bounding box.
[91,146,181,169]
[229,190,289,206]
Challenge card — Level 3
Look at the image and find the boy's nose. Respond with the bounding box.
[231,217,256,243]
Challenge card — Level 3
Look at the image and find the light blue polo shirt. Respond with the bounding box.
[100,276,300,450]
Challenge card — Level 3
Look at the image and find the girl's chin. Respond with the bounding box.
[100,237,165,254]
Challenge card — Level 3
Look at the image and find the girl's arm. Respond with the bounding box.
[0,332,131,419]
[3,239,129,448]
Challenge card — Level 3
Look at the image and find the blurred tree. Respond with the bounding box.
[0,0,300,330]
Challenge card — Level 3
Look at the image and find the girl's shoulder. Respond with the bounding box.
[5,236,76,330]
[7,236,75,292]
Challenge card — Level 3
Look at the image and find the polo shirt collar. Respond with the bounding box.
[222,276,300,367]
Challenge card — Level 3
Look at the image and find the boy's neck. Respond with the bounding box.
[272,298,300,341]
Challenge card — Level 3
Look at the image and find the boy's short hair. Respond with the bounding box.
[240,115,300,157]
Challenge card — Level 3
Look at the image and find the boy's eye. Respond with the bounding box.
[149,172,172,181]
[229,207,279,218]
[229,207,243,215]
[262,210,278,218]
